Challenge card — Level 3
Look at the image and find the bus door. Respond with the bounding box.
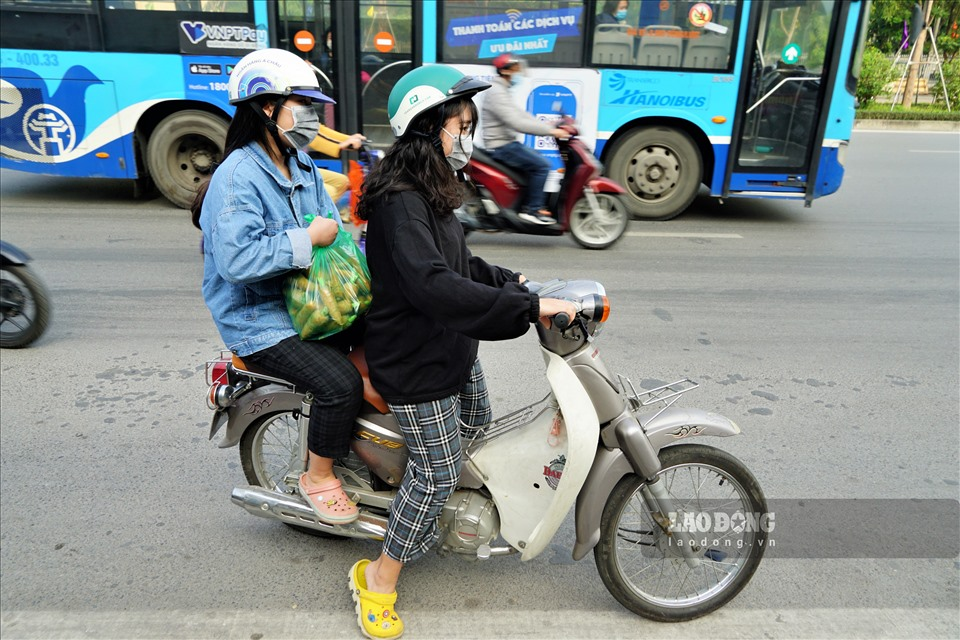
[272,0,417,156]
[725,0,842,204]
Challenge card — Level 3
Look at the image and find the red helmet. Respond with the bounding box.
[492,54,522,71]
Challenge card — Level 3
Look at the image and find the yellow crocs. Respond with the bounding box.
[348,559,404,639]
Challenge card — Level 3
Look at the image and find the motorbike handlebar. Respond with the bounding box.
[552,312,573,331]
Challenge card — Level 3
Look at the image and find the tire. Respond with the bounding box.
[606,126,702,221]
[594,444,767,621]
[0,264,51,348]
[238,409,343,539]
[568,193,629,249]
[146,110,228,209]
[239,409,302,491]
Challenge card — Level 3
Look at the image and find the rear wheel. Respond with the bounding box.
[607,126,702,221]
[239,410,301,491]
[595,444,767,621]
[146,110,228,209]
[0,264,51,348]
[568,193,629,249]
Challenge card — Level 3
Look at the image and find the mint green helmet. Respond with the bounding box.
[387,65,490,137]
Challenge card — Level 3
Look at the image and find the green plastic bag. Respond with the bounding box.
[283,228,371,341]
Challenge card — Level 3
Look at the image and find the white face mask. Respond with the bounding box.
[278,103,319,149]
[441,126,473,171]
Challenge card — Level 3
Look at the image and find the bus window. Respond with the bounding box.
[359,0,413,147]
[99,0,253,54]
[0,1,100,52]
[441,1,586,67]
[590,0,739,71]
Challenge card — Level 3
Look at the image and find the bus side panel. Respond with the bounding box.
[813,146,844,198]
[725,146,843,199]
[822,1,861,144]
[0,50,235,181]
[1,61,129,178]
[594,69,738,190]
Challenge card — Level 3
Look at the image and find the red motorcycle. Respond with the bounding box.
[458,118,629,250]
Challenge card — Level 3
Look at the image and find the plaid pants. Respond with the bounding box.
[244,334,362,459]
[382,359,491,563]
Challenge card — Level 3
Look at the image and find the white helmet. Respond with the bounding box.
[228,48,333,105]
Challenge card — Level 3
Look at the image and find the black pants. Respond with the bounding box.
[245,331,362,459]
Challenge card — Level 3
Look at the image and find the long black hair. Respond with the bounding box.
[190,97,273,228]
[356,95,478,221]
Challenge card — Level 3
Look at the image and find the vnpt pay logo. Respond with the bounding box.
[181,21,208,45]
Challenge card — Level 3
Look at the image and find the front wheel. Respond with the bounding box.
[146,110,228,209]
[595,444,767,621]
[0,264,51,348]
[568,193,629,249]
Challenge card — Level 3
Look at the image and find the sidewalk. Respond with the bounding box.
[853,118,960,131]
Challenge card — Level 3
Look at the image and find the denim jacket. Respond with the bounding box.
[199,141,342,356]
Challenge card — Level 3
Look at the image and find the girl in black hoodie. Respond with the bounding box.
[348,65,576,639]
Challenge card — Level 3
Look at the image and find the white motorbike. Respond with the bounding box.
[204,279,767,621]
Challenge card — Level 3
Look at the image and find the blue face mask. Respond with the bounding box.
[615,9,628,21]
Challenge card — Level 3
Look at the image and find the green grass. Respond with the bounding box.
[856,103,960,121]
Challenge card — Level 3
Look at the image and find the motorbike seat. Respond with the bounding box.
[471,147,528,188]
[231,354,270,375]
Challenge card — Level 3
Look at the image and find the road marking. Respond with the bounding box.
[626,231,743,239]
[1,607,956,638]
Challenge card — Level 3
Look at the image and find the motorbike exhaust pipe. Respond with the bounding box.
[231,486,388,540]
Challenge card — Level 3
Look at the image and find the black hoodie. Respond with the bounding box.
[363,191,539,404]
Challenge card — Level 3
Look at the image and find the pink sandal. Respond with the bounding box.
[297,474,358,524]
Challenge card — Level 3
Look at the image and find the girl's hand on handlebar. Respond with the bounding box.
[307,216,339,247]
[538,297,578,328]
[550,128,569,140]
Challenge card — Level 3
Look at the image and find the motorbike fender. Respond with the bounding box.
[216,384,303,448]
[0,241,31,266]
[471,349,599,561]
[572,408,740,560]
[587,177,626,195]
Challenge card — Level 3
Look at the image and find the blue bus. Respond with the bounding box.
[1,1,870,219]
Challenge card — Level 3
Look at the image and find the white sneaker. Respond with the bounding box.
[518,212,556,225]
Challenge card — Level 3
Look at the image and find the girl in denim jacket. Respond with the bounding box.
[193,48,361,526]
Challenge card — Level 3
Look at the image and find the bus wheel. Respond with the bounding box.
[607,126,702,221]
[146,110,228,209]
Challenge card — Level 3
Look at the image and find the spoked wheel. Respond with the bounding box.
[0,265,51,348]
[239,410,301,492]
[568,193,629,249]
[238,409,338,538]
[595,444,767,621]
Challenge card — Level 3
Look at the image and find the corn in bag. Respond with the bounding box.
[284,228,371,340]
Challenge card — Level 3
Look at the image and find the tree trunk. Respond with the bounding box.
[902,0,935,109]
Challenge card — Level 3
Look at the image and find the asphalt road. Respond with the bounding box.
[1,130,958,639]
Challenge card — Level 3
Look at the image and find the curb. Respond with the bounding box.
[854,119,960,132]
